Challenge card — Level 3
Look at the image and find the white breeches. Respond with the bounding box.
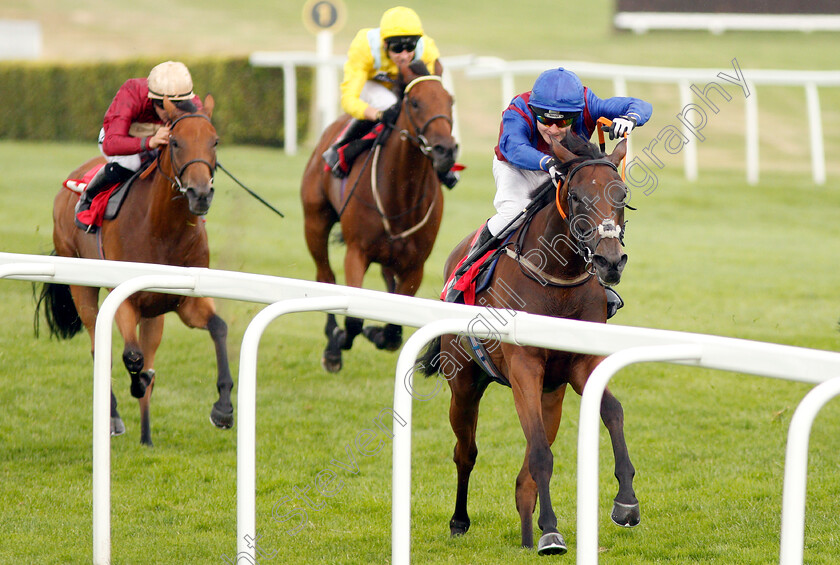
[487,156,551,237]
[98,128,146,172]
[360,81,399,111]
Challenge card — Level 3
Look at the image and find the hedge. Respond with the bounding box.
[0,57,312,147]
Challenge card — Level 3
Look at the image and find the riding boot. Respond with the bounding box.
[605,286,624,319]
[444,225,499,303]
[74,162,133,232]
[322,119,377,178]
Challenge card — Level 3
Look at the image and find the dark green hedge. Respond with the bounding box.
[0,57,311,147]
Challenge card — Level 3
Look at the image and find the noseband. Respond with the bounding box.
[398,75,453,156]
[554,158,627,266]
[157,113,217,194]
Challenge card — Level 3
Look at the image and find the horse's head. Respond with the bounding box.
[552,135,629,286]
[396,61,458,178]
[162,95,218,216]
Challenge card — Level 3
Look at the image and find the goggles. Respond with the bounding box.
[386,37,419,53]
[535,113,578,128]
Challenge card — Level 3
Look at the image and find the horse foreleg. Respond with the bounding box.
[363,267,422,351]
[509,353,566,555]
[445,342,487,537]
[177,297,234,430]
[136,315,164,447]
[601,387,640,527]
[336,245,369,353]
[514,384,567,550]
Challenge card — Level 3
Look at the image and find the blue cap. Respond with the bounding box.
[529,68,585,116]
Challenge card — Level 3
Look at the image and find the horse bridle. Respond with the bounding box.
[157,113,217,194]
[555,158,628,268]
[398,75,454,156]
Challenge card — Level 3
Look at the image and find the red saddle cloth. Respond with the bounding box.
[65,164,120,229]
[440,224,495,305]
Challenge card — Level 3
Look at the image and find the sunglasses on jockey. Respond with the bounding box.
[531,106,580,128]
[386,36,419,53]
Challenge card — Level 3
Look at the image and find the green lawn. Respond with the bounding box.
[3,1,840,563]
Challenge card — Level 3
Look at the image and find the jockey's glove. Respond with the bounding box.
[609,115,636,139]
[377,103,401,126]
[546,157,564,187]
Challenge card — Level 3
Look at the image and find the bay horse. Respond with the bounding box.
[301,60,457,372]
[419,134,637,554]
[36,95,233,446]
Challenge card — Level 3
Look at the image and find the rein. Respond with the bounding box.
[156,113,216,194]
[399,75,453,156]
[355,73,450,240]
[508,156,627,287]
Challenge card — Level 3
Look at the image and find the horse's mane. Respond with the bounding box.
[561,132,605,160]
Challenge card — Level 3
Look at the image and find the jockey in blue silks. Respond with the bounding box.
[444,67,653,313]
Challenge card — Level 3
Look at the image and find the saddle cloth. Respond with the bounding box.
[440,225,509,305]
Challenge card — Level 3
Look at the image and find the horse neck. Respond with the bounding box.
[377,129,436,213]
[523,205,588,278]
[145,153,199,236]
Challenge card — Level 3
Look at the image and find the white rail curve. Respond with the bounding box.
[2,251,839,564]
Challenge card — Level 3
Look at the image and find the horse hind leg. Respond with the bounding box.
[445,342,488,537]
[136,315,164,446]
[65,284,127,438]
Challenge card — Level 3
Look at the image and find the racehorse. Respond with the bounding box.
[36,95,233,446]
[419,133,637,554]
[301,60,457,372]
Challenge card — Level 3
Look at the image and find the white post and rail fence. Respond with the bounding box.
[2,251,839,565]
[251,52,839,186]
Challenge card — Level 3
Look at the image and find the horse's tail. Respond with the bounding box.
[34,256,82,340]
[416,336,442,377]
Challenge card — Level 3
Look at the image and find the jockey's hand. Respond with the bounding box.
[609,115,636,140]
[148,126,171,149]
[377,103,401,126]
[546,157,564,186]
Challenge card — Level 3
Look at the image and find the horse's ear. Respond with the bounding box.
[550,137,577,163]
[162,96,177,120]
[607,138,627,166]
[202,94,215,119]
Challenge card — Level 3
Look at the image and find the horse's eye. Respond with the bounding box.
[409,98,420,109]
[170,138,179,148]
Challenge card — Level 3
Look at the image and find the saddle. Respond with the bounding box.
[323,123,387,177]
[65,164,143,230]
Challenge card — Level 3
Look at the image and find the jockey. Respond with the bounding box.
[445,67,653,313]
[322,6,457,187]
[74,60,203,232]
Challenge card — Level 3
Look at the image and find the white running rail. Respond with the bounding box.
[2,251,839,564]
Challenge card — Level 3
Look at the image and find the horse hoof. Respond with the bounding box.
[362,326,403,351]
[537,532,567,556]
[110,417,126,437]
[129,380,146,399]
[611,500,641,528]
[321,352,342,373]
[210,406,234,429]
[449,518,470,536]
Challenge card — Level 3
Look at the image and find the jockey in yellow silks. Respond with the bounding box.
[322,7,443,179]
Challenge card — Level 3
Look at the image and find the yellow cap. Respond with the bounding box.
[380,6,423,39]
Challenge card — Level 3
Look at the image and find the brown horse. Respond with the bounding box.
[419,133,637,554]
[301,61,457,372]
[36,95,233,446]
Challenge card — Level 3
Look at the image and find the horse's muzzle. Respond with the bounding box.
[186,187,214,216]
[431,143,457,176]
[592,252,627,286]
